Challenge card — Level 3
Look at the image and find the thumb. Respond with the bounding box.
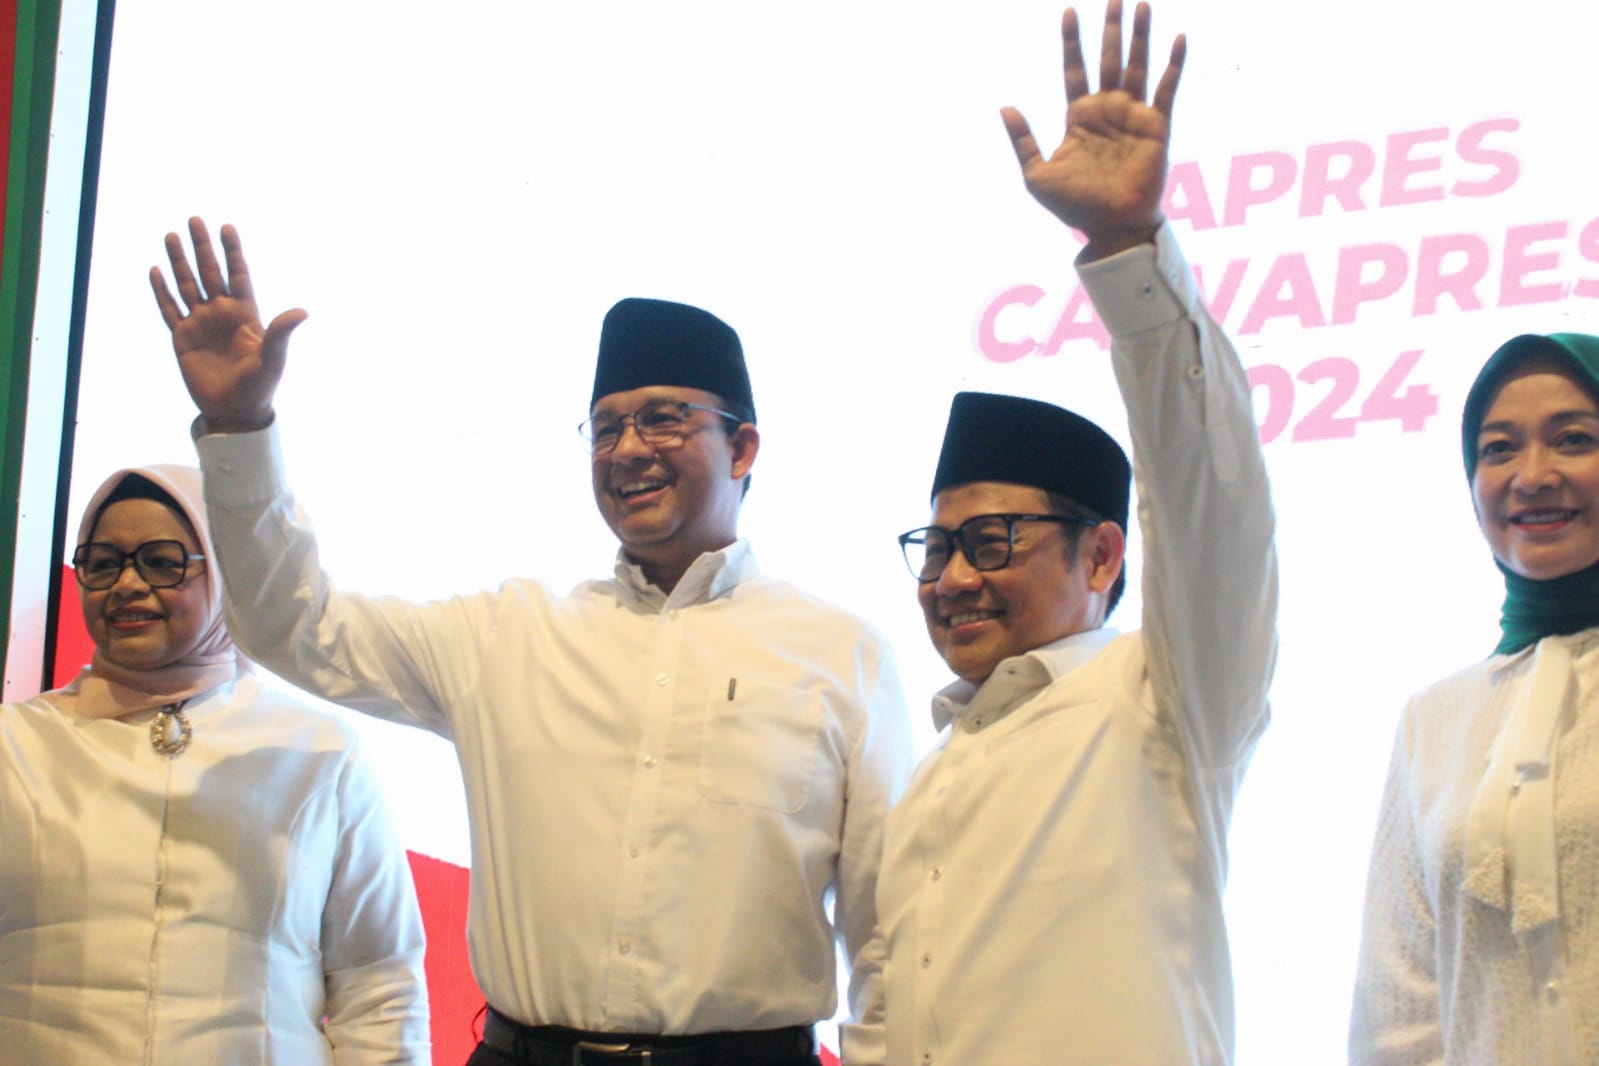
[262,308,308,359]
[1000,107,1042,172]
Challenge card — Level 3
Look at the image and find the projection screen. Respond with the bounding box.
[51,1,1599,1060]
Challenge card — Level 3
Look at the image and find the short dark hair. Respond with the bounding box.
[1044,490,1125,617]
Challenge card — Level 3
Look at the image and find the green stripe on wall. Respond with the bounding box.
[0,0,63,679]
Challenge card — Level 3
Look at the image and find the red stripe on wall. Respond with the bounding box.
[0,0,17,247]
[407,851,485,1064]
[51,563,90,686]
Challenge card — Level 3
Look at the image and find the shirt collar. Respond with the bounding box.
[929,626,1120,732]
[613,539,756,610]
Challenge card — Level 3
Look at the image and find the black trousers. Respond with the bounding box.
[463,1042,823,1066]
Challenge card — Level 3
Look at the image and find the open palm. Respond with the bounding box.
[151,218,306,432]
[1004,1,1184,257]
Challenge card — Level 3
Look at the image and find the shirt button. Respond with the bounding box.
[642,754,658,769]
[655,673,670,686]
[930,867,942,882]
[1546,980,1561,1004]
[1139,283,1155,300]
[1186,363,1204,379]
[972,717,984,729]
[629,844,641,858]
[920,952,932,969]
[922,1055,932,1066]
[619,938,632,955]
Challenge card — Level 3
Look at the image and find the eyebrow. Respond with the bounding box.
[1478,411,1599,437]
[590,394,690,416]
[82,538,198,554]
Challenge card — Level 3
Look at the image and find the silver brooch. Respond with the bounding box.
[150,703,192,756]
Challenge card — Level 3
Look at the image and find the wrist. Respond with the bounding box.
[1079,221,1162,262]
[200,408,274,435]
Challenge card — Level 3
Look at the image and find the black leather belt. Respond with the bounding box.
[483,1009,816,1065]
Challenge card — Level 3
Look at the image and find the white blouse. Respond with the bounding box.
[1353,629,1599,1065]
[0,675,429,1065]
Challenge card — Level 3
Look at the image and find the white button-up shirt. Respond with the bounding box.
[195,431,913,1063]
[878,226,1279,1066]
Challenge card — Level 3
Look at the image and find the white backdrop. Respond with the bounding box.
[61,1,1599,1060]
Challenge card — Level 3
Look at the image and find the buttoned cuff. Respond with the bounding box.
[1075,223,1199,337]
[194,421,290,508]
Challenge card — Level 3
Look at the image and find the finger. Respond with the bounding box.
[1152,33,1186,119]
[1099,0,1124,93]
[149,267,185,330]
[1000,107,1044,173]
[220,224,254,303]
[1123,1,1152,101]
[164,230,204,310]
[188,216,228,300]
[1061,8,1089,102]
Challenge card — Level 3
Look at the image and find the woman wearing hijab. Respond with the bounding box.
[1352,333,1599,1064]
[0,465,429,1064]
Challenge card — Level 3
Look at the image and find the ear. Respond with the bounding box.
[1082,521,1127,594]
[728,423,760,480]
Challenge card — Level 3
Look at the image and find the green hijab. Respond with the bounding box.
[1462,333,1599,654]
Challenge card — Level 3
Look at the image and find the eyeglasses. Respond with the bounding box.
[898,513,1099,582]
[578,399,742,455]
[72,540,206,590]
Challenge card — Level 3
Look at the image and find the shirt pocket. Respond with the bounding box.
[698,678,824,813]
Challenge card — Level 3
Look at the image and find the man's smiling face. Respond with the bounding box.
[590,384,756,587]
[918,482,1099,684]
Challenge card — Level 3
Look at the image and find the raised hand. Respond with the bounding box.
[150,218,307,433]
[1002,0,1184,259]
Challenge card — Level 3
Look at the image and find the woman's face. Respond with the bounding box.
[1472,363,1599,581]
[79,498,212,671]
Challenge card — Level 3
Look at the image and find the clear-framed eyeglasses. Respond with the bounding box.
[897,512,1099,583]
[72,540,206,590]
[578,399,742,455]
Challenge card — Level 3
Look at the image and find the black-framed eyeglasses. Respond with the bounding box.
[578,399,742,455]
[897,513,1099,582]
[72,540,205,590]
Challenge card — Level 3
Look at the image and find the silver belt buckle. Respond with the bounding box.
[573,1041,649,1064]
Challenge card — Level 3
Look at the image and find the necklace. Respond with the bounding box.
[150,700,192,756]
